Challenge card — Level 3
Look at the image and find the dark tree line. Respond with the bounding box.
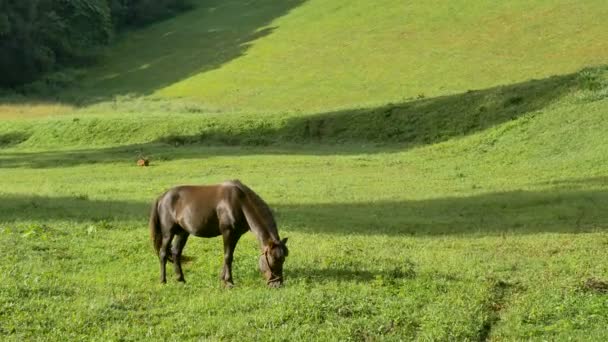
[0,0,191,88]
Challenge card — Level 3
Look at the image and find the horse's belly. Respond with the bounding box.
[179,211,221,238]
[191,225,221,238]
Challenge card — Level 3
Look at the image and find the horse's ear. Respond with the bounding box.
[281,237,289,256]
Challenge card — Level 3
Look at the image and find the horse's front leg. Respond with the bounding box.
[220,227,241,287]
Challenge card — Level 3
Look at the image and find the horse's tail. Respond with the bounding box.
[149,198,162,257]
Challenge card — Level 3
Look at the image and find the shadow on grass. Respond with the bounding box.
[279,73,578,145]
[0,131,30,148]
[275,188,608,236]
[57,0,307,104]
[0,195,149,223]
[0,144,162,168]
[0,142,400,169]
[288,267,376,283]
[1,183,606,236]
[0,69,588,168]
[288,264,416,284]
[155,71,578,146]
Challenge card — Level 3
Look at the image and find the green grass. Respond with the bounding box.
[1,0,608,340]
[1,78,608,338]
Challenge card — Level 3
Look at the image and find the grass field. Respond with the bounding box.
[1,0,608,340]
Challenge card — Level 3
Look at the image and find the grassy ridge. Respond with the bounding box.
[2,65,607,149]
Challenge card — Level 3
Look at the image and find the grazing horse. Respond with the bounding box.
[149,180,288,287]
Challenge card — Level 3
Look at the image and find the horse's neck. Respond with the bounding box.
[251,223,279,248]
[241,201,279,247]
[255,230,278,250]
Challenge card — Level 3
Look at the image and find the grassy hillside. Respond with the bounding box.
[1,0,608,340]
[68,0,608,113]
[1,65,606,149]
[1,0,606,117]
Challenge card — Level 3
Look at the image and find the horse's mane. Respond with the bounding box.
[226,180,279,239]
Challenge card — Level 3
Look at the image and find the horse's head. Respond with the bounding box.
[259,237,288,288]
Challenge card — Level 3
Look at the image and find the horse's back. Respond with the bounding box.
[157,183,244,237]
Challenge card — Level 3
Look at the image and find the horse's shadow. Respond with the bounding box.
[289,267,374,283]
[288,266,416,284]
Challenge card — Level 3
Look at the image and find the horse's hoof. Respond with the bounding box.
[268,281,283,288]
[223,282,235,289]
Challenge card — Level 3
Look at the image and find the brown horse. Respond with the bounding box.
[149,180,288,287]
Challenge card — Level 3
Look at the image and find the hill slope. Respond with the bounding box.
[1,65,607,150]
[62,0,608,114]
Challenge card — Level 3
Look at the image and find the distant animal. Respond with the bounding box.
[149,180,288,287]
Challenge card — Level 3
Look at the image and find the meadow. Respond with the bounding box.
[1,0,608,340]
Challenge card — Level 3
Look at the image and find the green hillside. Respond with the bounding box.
[66,0,608,114]
[1,0,608,340]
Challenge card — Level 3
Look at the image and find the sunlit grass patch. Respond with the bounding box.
[0,102,75,120]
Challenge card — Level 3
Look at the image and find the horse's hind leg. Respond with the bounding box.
[159,232,174,284]
[171,230,189,282]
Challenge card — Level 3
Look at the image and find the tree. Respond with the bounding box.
[0,0,190,89]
